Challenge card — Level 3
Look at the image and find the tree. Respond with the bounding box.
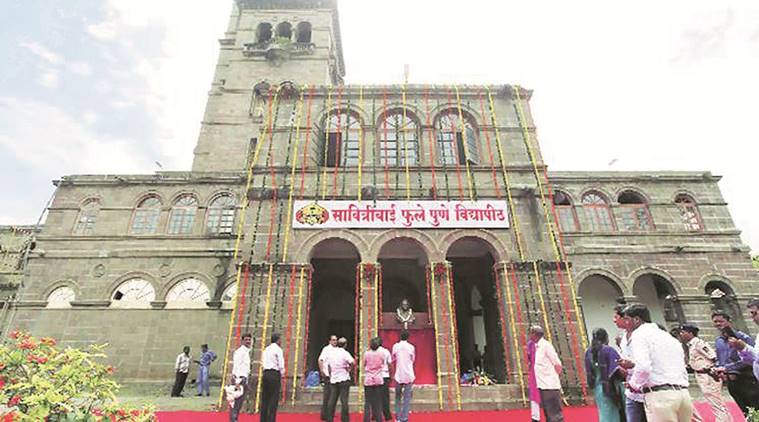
[0,331,155,421]
[753,255,759,269]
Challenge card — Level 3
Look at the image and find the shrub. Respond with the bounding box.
[0,331,155,421]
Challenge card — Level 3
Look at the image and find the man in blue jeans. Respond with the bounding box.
[392,330,416,422]
[194,343,217,396]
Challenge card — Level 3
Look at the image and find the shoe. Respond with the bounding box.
[196,393,202,396]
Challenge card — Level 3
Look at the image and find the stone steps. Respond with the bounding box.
[281,384,527,413]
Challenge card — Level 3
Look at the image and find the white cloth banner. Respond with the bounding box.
[292,200,510,229]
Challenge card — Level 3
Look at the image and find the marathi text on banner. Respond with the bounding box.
[292,200,510,229]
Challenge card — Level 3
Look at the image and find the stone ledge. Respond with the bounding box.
[70,300,111,308]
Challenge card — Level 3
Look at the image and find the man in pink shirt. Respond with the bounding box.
[326,337,354,422]
[363,337,385,422]
[392,330,415,422]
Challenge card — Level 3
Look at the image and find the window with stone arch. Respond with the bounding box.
[581,191,615,232]
[295,21,312,43]
[46,286,75,308]
[73,198,100,235]
[321,110,361,167]
[111,278,155,307]
[168,194,198,235]
[166,278,210,304]
[276,22,292,40]
[553,191,579,232]
[378,109,420,167]
[617,190,653,231]
[206,194,237,235]
[221,283,237,303]
[256,22,273,45]
[675,194,703,232]
[436,109,479,166]
[130,195,162,235]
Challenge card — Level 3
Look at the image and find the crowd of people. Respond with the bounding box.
[173,298,759,422]
[579,298,759,422]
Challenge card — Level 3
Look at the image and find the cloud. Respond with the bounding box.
[19,40,93,81]
[67,62,92,76]
[39,70,59,88]
[0,97,152,175]
[84,0,229,168]
[19,41,63,65]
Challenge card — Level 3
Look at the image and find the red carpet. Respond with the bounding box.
[157,402,745,422]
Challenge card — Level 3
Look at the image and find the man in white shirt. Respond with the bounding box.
[171,346,191,397]
[614,304,647,422]
[378,337,392,421]
[619,304,693,422]
[230,333,252,422]
[391,330,416,422]
[526,326,564,422]
[326,337,354,422]
[318,334,338,421]
[261,332,285,422]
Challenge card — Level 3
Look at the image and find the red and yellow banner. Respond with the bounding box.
[293,200,510,229]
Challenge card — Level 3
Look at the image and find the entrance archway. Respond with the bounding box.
[307,238,360,372]
[578,274,624,340]
[446,237,505,383]
[378,238,429,315]
[633,273,682,327]
[378,237,437,385]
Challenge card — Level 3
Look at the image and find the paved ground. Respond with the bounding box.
[117,382,220,412]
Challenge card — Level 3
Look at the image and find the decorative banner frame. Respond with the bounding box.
[292,200,510,229]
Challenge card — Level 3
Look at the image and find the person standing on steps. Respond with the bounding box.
[392,330,415,422]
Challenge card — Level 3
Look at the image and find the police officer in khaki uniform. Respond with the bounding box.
[680,324,732,422]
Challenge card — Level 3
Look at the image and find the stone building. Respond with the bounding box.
[4,0,758,412]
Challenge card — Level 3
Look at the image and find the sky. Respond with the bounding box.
[1,0,758,251]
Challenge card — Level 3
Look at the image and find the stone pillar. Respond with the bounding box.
[217,262,311,412]
[500,260,589,404]
[428,261,462,411]
[354,262,381,407]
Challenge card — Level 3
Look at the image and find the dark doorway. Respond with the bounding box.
[306,239,360,376]
[447,237,506,383]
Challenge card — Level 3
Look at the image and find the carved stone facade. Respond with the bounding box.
[4,0,758,412]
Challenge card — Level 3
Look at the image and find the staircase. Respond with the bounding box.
[283,384,527,413]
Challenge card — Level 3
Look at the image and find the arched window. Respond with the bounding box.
[166,278,211,303]
[618,190,653,231]
[47,286,75,308]
[295,21,312,43]
[222,283,237,302]
[131,196,161,235]
[256,23,273,44]
[168,194,198,235]
[675,194,703,231]
[582,191,615,232]
[73,198,100,235]
[322,110,361,167]
[553,191,579,232]
[437,110,479,165]
[276,22,292,40]
[378,110,420,167]
[206,194,236,235]
[111,278,155,307]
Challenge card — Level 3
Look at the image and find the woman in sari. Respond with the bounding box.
[584,328,625,422]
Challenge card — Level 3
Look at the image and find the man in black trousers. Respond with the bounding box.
[261,333,285,422]
[171,346,191,397]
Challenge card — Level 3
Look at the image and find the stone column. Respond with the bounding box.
[428,261,462,411]
[217,262,311,412]
[354,262,381,407]
[503,260,589,404]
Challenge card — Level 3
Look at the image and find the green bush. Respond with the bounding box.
[0,331,155,421]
